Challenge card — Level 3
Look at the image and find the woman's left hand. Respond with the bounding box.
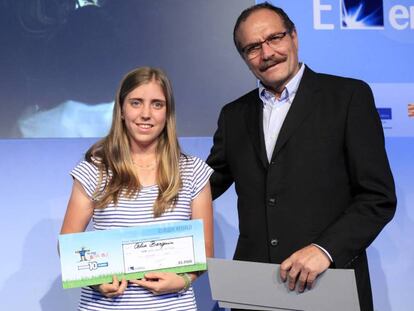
[129,272,186,295]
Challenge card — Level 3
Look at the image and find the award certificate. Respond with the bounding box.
[59,219,206,289]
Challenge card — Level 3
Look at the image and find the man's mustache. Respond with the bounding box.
[259,57,287,72]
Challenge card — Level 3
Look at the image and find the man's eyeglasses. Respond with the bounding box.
[241,31,289,60]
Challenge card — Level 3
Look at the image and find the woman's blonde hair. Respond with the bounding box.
[85,67,182,217]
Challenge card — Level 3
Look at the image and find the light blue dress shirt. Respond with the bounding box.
[259,63,305,162]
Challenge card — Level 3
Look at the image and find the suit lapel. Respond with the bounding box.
[272,67,320,159]
[244,91,269,169]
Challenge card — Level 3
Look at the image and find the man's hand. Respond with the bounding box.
[280,244,331,292]
[408,104,414,117]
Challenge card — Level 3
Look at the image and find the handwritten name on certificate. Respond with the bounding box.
[58,220,206,289]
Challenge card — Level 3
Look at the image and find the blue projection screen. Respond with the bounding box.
[0,0,254,138]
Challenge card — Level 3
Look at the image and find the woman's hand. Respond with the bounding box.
[91,275,127,298]
[129,272,187,295]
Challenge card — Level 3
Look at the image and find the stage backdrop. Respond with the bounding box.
[0,0,413,310]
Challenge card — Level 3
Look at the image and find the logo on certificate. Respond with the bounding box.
[75,246,109,271]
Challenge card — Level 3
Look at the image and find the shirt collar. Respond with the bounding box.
[259,63,305,104]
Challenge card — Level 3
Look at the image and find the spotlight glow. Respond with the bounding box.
[341,0,384,29]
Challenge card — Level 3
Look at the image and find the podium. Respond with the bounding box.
[207,258,360,311]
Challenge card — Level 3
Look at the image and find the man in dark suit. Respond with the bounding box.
[206,3,396,311]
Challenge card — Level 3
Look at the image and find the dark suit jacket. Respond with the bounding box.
[206,66,396,311]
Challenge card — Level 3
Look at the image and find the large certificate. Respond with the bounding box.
[58,219,206,289]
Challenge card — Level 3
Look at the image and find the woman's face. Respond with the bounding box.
[122,80,167,151]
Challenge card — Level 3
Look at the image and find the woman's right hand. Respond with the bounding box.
[91,275,127,298]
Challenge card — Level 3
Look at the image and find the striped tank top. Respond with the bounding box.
[71,154,213,311]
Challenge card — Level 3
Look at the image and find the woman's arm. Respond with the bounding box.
[60,180,94,234]
[60,180,127,297]
[191,181,214,259]
[188,181,214,281]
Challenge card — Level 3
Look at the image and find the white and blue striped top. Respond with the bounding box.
[71,154,213,311]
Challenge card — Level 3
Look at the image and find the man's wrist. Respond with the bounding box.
[312,243,333,262]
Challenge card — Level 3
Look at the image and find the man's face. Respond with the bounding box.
[236,9,299,95]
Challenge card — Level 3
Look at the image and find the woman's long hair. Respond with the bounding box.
[85,67,182,217]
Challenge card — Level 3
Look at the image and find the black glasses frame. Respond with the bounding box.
[241,31,289,60]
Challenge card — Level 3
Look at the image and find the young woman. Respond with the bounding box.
[60,67,213,310]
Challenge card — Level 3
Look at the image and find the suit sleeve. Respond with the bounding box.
[206,107,234,200]
[314,81,397,268]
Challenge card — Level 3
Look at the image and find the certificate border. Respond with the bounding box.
[59,219,206,289]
